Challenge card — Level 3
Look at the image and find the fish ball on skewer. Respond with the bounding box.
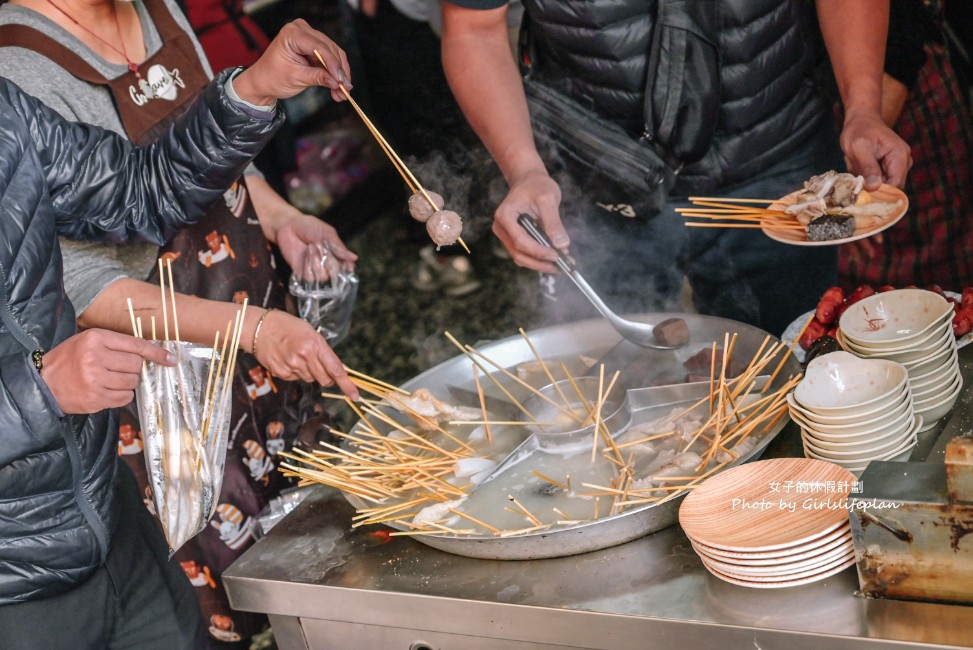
[426,209,463,247]
[408,191,445,222]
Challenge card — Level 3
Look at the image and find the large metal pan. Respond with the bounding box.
[343,313,799,560]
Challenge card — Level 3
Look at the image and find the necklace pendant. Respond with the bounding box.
[128,62,139,76]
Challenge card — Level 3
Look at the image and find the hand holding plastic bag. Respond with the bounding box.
[289,241,359,346]
[136,341,232,554]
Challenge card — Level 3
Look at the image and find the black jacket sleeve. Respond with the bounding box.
[11,68,283,245]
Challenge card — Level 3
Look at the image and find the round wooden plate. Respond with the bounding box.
[701,553,857,589]
[763,183,908,247]
[690,524,851,564]
[696,540,854,577]
[678,457,856,552]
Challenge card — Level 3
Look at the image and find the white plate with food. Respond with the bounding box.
[764,181,908,247]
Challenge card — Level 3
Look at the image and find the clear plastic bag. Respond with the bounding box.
[289,241,359,346]
[135,341,232,554]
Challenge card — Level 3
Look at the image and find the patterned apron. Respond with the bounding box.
[0,1,305,642]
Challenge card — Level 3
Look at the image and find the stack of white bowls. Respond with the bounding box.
[787,352,920,473]
[837,289,961,432]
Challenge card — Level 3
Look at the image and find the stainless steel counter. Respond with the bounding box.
[224,349,973,650]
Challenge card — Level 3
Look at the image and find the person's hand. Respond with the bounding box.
[233,19,352,105]
[252,309,359,400]
[493,169,566,272]
[274,211,358,275]
[42,329,176,414]
[839,108,912,191]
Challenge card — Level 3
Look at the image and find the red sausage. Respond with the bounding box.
[815,286,845,325]
[800,319,829,350]
[846,285,876,306]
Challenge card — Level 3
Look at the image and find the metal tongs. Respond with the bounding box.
[518,214,683,350]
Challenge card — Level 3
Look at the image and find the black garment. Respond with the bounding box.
[885,0,942,88]
[0,463,203,649]
[450,0,831,195]
[0,70,281,604]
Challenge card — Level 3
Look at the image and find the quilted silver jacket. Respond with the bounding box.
[0,69,281,603]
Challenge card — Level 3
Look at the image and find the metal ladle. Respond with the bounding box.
[518,214,684,350]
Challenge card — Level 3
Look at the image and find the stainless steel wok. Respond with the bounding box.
[343,313,799,560]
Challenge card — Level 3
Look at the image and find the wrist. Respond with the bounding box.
[250,308,275,356]
[230,68,277,109]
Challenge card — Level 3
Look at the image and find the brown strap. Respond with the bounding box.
[0,24,108,85]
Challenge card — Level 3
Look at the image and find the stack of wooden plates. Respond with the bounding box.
[679,458,857,588]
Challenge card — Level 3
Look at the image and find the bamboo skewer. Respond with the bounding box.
[472,365,493,444]
[312,49,469,254]
[165,259,180,341]
[507,495,542,526]
[448,508,501,535]
[685,222,805,229]
[158,259,170,341]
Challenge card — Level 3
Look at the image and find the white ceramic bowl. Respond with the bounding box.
[864,328,954,364]
[789,391,912,438]
[794,352,908,414]
[840,317,953,356]
[908,347,959,385]
[786,384,910,425]
[911,366,961,401]
[800,406,915,451]
[914,373,963,426]
[839,289,952,347]
[901,340,959,376]
[803,424,912,459]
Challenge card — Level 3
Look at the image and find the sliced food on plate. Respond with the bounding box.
[679,170,908,246]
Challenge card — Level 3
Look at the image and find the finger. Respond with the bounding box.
[103,334,176,366]
[881,148,910,189]
[291,27,347,88]
[100,370,141,392]
[537,203,569,249]
[306,347,334,387]
[104,388,138,409]
[317,348,358,400]
[849,145,884,191]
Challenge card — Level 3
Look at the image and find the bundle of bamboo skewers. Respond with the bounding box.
[678,197,805,231]
[280,328,802,540]
[128,258,245,552]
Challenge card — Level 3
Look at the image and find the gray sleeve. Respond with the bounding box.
[0,47,126,135]
[59,239,158,315]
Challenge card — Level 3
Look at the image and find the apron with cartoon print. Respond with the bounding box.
[0,0,301,641]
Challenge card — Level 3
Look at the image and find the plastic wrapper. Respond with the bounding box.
[253,485,317,539]
[135,341,232,554]
[289,241,359,346]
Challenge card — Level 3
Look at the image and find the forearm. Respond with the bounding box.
[817,0,888,116]
[441,6,546,183]
[247,174,301,243]
[79,277,266,354]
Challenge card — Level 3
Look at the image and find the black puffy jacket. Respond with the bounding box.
[523,0,831,193]
[0,69,281,603]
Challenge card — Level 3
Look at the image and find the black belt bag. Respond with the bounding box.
[522,0,720,220]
